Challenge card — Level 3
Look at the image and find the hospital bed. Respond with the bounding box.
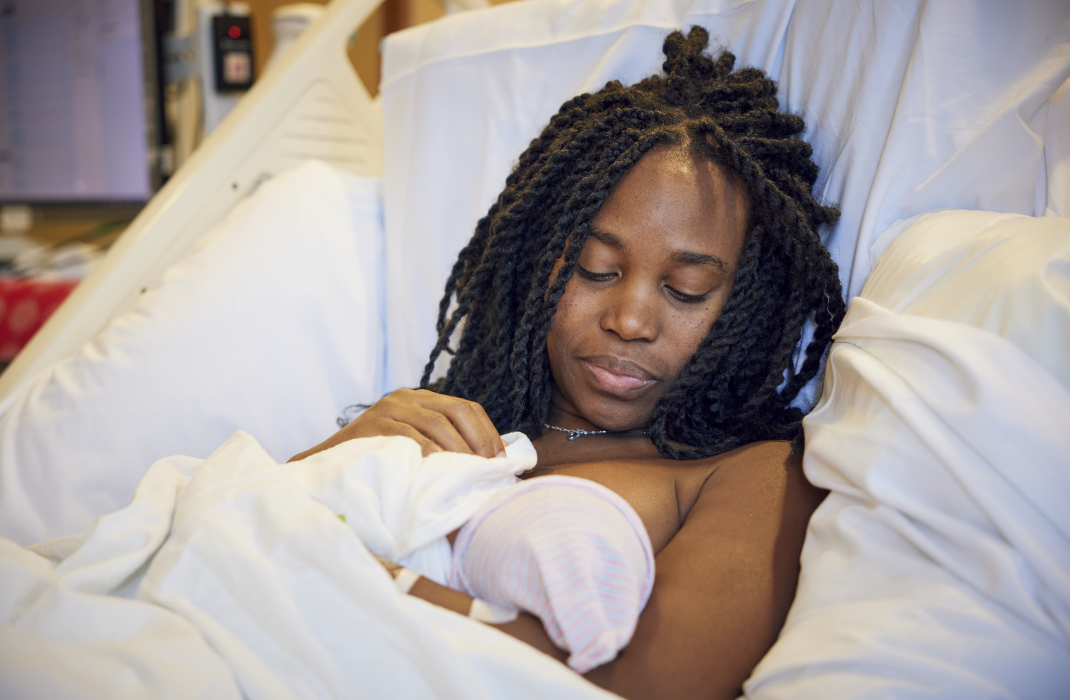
[0,0,1068,697]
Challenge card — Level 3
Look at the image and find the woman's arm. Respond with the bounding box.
[401,575,570,663]
[584,440,826,699]
[288,388,505,461]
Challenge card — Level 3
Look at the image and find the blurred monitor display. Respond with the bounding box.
[0,0,158,204]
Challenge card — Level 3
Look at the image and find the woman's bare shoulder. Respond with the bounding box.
[693,437,802,471]
[689,438,819,517]
[586,439,825,699]
[666,438,804,518]
[527,435,817,557]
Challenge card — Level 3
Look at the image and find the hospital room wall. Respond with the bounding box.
[245,0,519,96]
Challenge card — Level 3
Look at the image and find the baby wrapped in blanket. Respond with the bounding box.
[449,474,654,673]
[314,431,654,673]
[2,429,653,697]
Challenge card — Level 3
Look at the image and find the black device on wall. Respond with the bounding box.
[211,13,253,93]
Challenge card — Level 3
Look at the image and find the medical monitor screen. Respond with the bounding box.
[0,0,156,203]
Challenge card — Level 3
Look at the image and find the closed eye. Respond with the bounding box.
[666,286,711,304]
[577,265,616,282]
[580,265,712,303]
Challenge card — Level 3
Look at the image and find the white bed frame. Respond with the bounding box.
[0,0,383,405]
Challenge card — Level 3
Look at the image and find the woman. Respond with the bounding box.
[293,27,844,699]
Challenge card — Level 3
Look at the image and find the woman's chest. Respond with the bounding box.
[523,439,719,554]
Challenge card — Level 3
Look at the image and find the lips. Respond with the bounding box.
[582,355,657,396]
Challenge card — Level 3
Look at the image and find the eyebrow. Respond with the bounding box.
[588,227,730,272]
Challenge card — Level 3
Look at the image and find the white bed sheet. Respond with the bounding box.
[743,297,1070,699]
[866,210,1070,393]
[0,431,609,700]
[742,209,1070,698]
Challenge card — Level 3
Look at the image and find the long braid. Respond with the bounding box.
[422,26,844,459]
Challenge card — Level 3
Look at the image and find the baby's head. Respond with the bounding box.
[424,26,843,459]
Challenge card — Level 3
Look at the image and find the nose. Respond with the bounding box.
[600,279,659,342]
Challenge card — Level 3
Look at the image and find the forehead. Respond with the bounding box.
[590,147,750,259]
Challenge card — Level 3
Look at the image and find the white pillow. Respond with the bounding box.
[379,0,1070,390]
[743,213,1070,699]
[864,210,1070,392]
[0,161,385,545]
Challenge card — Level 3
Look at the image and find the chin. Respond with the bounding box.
[580,399,653,432]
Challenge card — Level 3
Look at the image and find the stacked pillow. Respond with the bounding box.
[0,162,386,544]
[864,210,1070,391]
[743,211,1070,699]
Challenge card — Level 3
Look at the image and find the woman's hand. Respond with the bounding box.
[288,388,506,462]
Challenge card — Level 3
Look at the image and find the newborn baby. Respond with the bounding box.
[309,431,653,673]
[448,474,654,673]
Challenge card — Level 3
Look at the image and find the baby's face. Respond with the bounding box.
[546,146,750,432]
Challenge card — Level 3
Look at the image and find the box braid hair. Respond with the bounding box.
[419,26,845,460]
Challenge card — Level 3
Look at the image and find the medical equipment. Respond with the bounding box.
[164,1,255,148]
[0,0,1067,697]
[0,0,162,203]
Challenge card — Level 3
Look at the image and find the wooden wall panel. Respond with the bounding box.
[243,0,447,96]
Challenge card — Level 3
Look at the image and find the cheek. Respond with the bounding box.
[545,311,581,397]
[545,280,596,381]
[548,276,586,334]
[545,319,561,365]
[546,287,576,358]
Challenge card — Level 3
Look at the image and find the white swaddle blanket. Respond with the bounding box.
[309,431,535,583]
[0,431,624,700]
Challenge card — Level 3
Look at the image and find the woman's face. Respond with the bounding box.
[546,146,750,431]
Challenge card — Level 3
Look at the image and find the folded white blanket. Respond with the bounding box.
[0,432,616,700]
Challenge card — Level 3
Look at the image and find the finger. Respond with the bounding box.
[421,442,445,457]
[383,390,488,456]
[417,393,503,459]
[368,419,446,457]
[301,389,502,459]
[459,400,506,458]
[402,406,478,455]
[288,415,443,462]
[288,433,342,462]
